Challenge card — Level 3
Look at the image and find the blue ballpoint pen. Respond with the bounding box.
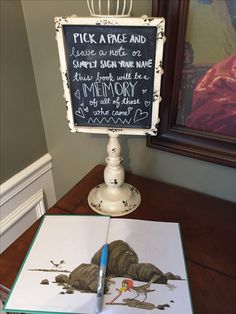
[96,244,109,313]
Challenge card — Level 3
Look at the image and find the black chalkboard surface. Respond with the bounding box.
[55,17,165,135]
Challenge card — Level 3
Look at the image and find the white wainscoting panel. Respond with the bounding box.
[0,154,56,253]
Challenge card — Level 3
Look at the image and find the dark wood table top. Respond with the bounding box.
[1,165,236,314]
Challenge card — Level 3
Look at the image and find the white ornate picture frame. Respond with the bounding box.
[55,16,165,135]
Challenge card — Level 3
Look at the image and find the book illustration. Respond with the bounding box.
[50,260,65,268]
[4,216,193,313]
[30,240,182,310]
[108,278,158,309]
[107,279,173,310]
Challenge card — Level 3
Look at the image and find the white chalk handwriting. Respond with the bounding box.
[67,28,157,127]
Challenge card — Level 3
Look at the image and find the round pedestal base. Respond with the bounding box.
[88,183,141,216]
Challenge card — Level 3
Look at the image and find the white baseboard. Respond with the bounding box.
[0,153,56,253]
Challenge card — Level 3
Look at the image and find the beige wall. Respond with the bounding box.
[0,0,47,184]
[21,0,236,203]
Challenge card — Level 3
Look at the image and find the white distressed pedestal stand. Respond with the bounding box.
[85,1,141,216]
[88,131,141,216]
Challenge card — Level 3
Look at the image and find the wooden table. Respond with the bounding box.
[1,165,236,313]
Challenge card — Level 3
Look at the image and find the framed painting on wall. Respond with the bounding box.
[148,0,236,168]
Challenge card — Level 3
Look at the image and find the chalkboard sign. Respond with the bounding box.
[55,17,165,135]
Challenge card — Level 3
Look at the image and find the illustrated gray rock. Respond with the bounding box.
[55,274,69,284]
[69,263,99,292]
[165,272,182,280]
[92,240,139,276]
[127,263,167,284]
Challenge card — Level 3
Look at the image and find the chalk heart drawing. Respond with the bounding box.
[142,89,148,94]
[75,107,85,119]
[84,107,89,113]
[74,90,80,100]
[134,109,148,123]
[144,101,151,107]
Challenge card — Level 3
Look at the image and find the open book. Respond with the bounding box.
[4,215,193,313]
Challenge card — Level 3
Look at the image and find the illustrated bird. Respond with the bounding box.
[109,279,155,303]
[50,260,65,268]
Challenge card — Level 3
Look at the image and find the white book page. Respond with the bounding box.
[103,218,193,314]
[4,215,110,314]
